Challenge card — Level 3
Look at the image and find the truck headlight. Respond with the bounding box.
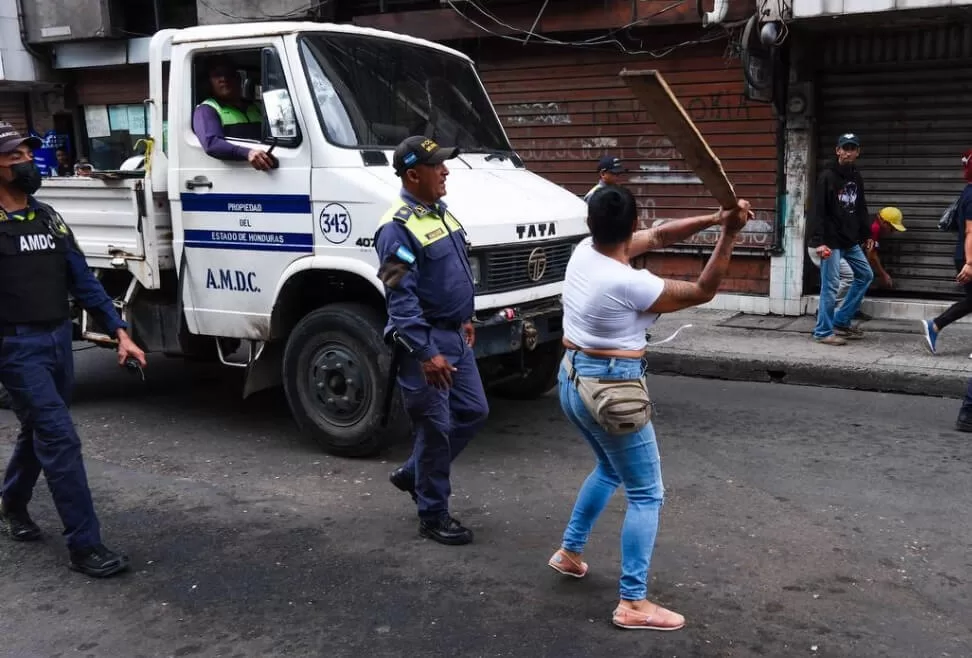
[469,256,481,285]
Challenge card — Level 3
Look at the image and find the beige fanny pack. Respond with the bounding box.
[562,353,653,435]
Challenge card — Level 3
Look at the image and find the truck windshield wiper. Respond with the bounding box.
[484,152,509,162]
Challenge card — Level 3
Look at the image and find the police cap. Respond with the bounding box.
[393,136,460,177]
[0,121,41,154]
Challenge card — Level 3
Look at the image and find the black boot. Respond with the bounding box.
[419,514,473,546]
[956,409,972,432]
[69,544,130,578]
[0,501,41,542]
[389,467,417,503]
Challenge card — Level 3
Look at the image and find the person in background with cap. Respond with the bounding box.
[808,133,875,346]
[0,121,146,577]
[921,150,972,358]
[191,54,275,172]
[375,136,489,546]
[865,206,906,289]
[584,155,626,202]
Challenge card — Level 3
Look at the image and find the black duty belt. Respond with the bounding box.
[428,318,462,331]
[0,321,64,337]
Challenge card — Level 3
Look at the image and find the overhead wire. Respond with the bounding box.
[442,0,735,57]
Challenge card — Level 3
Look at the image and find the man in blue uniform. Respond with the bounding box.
[584,155,626,202]
[375,135,489,546]
[0,121,146,577]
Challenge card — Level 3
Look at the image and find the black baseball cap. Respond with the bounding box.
[597,155,625,173]
[0,121,40,154]
[393,136,460,176]
[836,133,860,148]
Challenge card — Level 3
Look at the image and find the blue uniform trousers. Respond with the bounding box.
[398,327,489,520]
[0,320,102,550]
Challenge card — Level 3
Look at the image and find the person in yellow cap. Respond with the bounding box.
[864,206,905,289]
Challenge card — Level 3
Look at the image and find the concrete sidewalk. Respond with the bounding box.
[643,308,972,399]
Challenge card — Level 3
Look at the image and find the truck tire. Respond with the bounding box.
[491,341,564,400]
[282,303,409,458]
[0,384,10,410]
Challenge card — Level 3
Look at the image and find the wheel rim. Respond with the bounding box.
[305,342,372,428]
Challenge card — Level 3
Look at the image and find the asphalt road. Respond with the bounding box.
[0,346,970,658]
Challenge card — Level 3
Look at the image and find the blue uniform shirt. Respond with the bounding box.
[12,197,128,335]
[374,190,475,362]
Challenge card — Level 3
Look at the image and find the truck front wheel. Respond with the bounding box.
[490,340,564,400]
[282,303,409,458]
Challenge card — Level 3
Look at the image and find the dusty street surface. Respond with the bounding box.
[0,347,970,658]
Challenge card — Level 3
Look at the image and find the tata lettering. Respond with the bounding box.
[206,268,261,293]
[515,223,556,239]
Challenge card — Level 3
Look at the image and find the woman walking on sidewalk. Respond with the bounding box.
[546,185,751,631]
[922,150,972,355]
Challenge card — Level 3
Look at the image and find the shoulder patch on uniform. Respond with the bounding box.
[35,202,69,236]
[392,205,412,223]
[395,244,416,264]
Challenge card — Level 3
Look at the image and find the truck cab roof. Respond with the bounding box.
[169,21,472,63]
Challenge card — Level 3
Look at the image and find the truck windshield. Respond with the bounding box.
[299,33,512,154]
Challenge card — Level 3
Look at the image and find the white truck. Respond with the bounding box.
[13,21,590,456]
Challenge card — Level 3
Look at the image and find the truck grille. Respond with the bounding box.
[476,238,580,295]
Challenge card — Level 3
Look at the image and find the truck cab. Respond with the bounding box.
[31,22,589,457]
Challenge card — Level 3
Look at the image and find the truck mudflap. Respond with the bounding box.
[472,298,563,360]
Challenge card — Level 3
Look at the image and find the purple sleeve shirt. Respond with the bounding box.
[192,105,251,161]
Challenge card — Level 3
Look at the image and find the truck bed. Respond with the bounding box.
[34,176,174,289]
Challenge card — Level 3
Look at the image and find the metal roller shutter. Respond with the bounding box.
[477,38,779,252]
[815,25,972,299]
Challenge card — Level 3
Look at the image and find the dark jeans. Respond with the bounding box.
[397,327,489,521]
[934,260,972,330]
[0,321,102,550]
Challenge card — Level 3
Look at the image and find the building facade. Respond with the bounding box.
[18,0,784,310]
[774,2,972,319]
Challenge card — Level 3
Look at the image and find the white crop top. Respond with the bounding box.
[562,238,666,350]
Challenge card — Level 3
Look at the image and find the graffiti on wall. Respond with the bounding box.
[634,190,776,250]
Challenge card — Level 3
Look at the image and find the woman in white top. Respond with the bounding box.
[547,184,752,631]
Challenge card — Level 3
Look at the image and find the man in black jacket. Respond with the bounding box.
[808,133,875,346]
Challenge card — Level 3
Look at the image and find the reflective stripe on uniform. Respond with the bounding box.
[377,204,464,248]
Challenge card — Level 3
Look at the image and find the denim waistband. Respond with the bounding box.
[563,349,643,380]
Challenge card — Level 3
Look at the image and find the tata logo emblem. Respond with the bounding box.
[527,247,548,282]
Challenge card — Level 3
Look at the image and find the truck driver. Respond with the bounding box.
[191,54,275,172]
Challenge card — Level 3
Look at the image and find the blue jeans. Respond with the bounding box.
[813,244,874,339]
[557,350,664,601]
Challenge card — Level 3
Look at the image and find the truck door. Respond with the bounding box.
[171,41,312,340]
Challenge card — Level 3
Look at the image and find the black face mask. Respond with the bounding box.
[3,161,42,195]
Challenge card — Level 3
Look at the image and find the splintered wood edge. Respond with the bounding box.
[620,68,736,199]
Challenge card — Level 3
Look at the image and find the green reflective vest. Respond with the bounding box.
[201,98,262,140]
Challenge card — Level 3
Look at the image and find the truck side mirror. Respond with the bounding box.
[263,89,298,142]
[260,46,299,145]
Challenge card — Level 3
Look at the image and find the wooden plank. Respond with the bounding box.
[621,68,738,209]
